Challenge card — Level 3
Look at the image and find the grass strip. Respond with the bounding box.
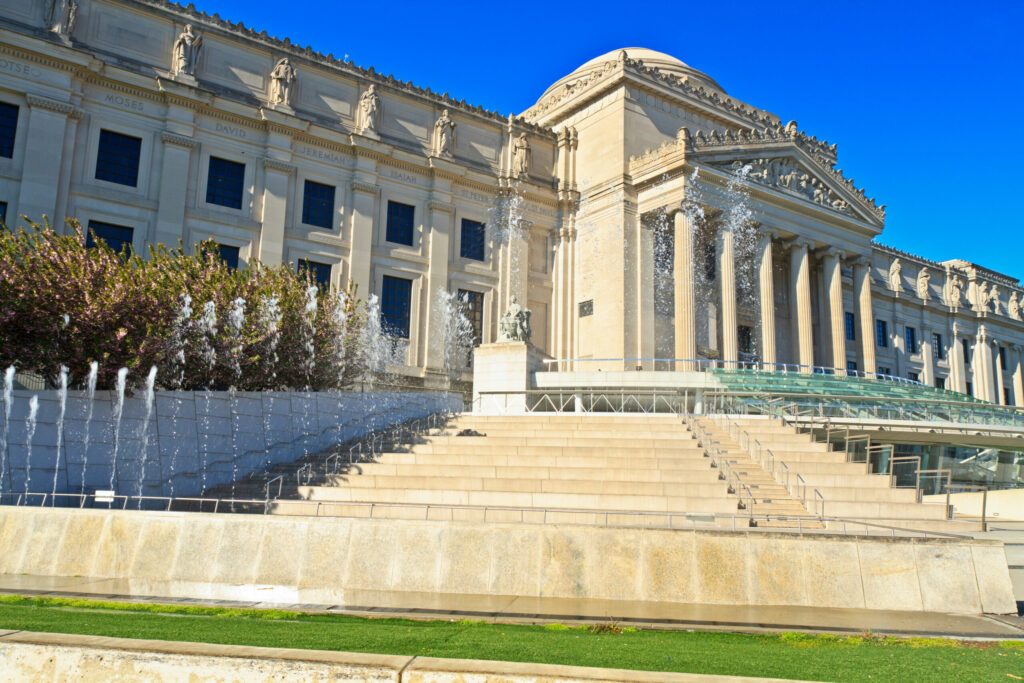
[0,595,1020,681]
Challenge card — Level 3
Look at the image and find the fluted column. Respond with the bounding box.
[994,341,1007,405]
[975,327,996,402]
[823,249,846,373]
[757,230,777,369]
[719,226,737,367]
[950,323,967,394]
[852,257,876,375]
[789,239,814,371]
[921,330,935,387]
[673,209,697,371]
[1012,345,1024,407]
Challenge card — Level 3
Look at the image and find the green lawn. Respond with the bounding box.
[0,595,1020,681]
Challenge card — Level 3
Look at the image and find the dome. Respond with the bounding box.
[538,47,725,101]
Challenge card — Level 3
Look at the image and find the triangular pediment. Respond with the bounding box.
[690,134,885,227]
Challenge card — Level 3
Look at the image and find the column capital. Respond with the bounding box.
[822,247,846,261]
[262,157,296,174]
[788,237,813,252]
[160,131,197,148]
[427,200,454,214]
[760,227,781,242]
[26,94,81,118]
[351,180,381,196]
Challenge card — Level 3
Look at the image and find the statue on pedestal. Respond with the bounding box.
[433,109,456,158]
[497,295,531,344]
[357,85,381,135]
[172,25,202,78]
[47,0,77,38]
[916,268,931,301]
[268,58,296,107]
[887,258,902,292]
[512,133,530,178]
[1009,292,1022,321]
[946,273,964,308]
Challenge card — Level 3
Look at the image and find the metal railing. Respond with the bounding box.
[474,388,693,415]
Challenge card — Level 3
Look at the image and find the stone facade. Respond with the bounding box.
[0,4,1022,402]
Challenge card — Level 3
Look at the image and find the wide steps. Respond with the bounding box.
[376,453,710,470]
[297,485,741,514]
[326,474,728,497]
[413,436,698,449]
[349,462,724,483]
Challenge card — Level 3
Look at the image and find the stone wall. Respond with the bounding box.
[0,507,1015,614]
[0,389,461,499]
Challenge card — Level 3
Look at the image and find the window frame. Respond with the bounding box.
[204,155,247,211]
[94,129,143,188]
[844,312,856,341]
[875,319,889,348]
[0,101,19,159]
[381,274,414,339]
[385,200,416,247]
[86,219,135,256]
[904,326,918,355]
[933,333,945,361]
[300,179,337,231]
[297,258,333,290]
[459,218,487,262]
[216,243,241,271]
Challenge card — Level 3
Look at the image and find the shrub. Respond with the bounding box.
[0,220,367,391]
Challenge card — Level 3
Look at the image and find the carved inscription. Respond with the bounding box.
[296,145,350,167]
[104,92,144,112]
[0,58,42,79]
[215,121,247,139]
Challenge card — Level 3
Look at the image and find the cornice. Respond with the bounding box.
[160,131,196,148]
[262,157,296,174]
[351,180,380,196]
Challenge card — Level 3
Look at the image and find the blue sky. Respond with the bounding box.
[204,0,1022,280]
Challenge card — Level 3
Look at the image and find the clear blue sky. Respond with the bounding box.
[205,0,1022,280]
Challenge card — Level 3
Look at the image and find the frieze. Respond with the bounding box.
[295,144,352,167]
[711,157,854,217]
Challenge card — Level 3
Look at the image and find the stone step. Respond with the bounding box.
[808,485,920,503]
[297,485,741,514]
[328,475,728,498]
[416,436,698,449]
[439,429,697,441]
[821,500,951,520]
[352,462,724,482]
[378,453,711,469]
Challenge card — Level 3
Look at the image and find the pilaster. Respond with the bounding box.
[757,230,777,369]
[852,257,876,375]
[672,209,697,371]
[788,239,814,371]
[17,95,80,225]
[257,158,295,265]
[719,226,737,366]
[154,131,196,248]
[823,248,846,373]
[424,196,453,371]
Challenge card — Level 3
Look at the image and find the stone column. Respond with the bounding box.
[673,209,697,371]
[823,249,846,373]
[256,159,294,266]
[994,342,1007,405]
[719,226,737,368]
[950,322,967,394]
[757,230,777,369]
[975,327,995,402]
[921,329,935,387]
[1012,345,1024,407]
[154,132,195,248]
[424,199,452,372]
[789,239,814,371]
[852,257,876,375]
[16,95,76,225]
[348,181,378,297]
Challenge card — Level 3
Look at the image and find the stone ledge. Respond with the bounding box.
[0,631,812,682]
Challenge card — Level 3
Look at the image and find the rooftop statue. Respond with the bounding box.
[497,295,531,344]
[357,85,381,135]
[888,258,902,292]
[433,109,456,158]
[172,25,202,77]
[268,58,296,106]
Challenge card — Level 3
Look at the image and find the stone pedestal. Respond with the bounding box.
[472,342,546,414]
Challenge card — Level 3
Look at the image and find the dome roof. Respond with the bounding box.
[538,47,725,101]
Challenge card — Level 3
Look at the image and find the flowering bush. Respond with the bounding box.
[0,220,367,391]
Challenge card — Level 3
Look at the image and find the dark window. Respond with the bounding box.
[844,312,856,341]
[907,371,920,383]
[297,259,332,289]
[458,289,484,347]
[935,376,945,390]
[878,366,892,377]
[302,180,335,229]
[381,275,412,338]
[86,220,133,255]
[933,333,945,361]
[0,102,18,158]
[962,339,971,366]
[702,240,716,281]
[846,360,858,372]
[460,218,486,261]
[217,244,240,271]
[579,300,594,317]
[966,381,973,396]
[1005,388,1012,405]
[385,201,415,246]
[904,326,917,354]
[999,346,1007,371]
[875,320,888,348]
[738,325,754,355]
[206,157,245,209]
[0,201,7,227]
[94,130,142,187]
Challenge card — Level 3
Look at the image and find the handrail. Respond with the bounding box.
[264,475,284,504]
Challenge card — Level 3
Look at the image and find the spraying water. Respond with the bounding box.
[1,366,14,493]
[136,366,157,506]
[303,285,318,388]
[108,367,129,492]
[259,295,282,469]
[227,297,246,387]
[435,289,475,384]
[50,366,68,500]
[23,395,39,498]
[80,361,98,495]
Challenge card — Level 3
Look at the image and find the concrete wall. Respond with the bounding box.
[0,389,462,499]
[0,631,801,683]
[0,507,1015,615]
[927,488,1024,522]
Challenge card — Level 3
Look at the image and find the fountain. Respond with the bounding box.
[50,366,68,500]
[136,366,157,506]
[435,288,475,385]
[80,361,98,495]
[109,367,129,492]
[22,395,38,497]
[1,366,13,493]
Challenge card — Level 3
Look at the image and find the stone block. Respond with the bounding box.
[971,543,1019,614]
[640,529,697,604]
[800,539,865,609]
[857,540,923,611]
[694,533,749,604]
[52,511,107,577]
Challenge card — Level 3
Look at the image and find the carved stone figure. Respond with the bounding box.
[916,268,931,301]
[432,109,456,158]
[1009,292,1022,321]
[989,285,1003,315]
[268,58,296,106]
[172,25,203,77]
[512,133,531,177]
[357,85,381,135]
[497,295,531,343]
[946,273,964,308]
[976,281,989,312]
[722,158,851,215]
[888,259,902,292]
[47,0,77,37]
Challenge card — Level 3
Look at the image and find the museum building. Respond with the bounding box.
[1,0,1023,403]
